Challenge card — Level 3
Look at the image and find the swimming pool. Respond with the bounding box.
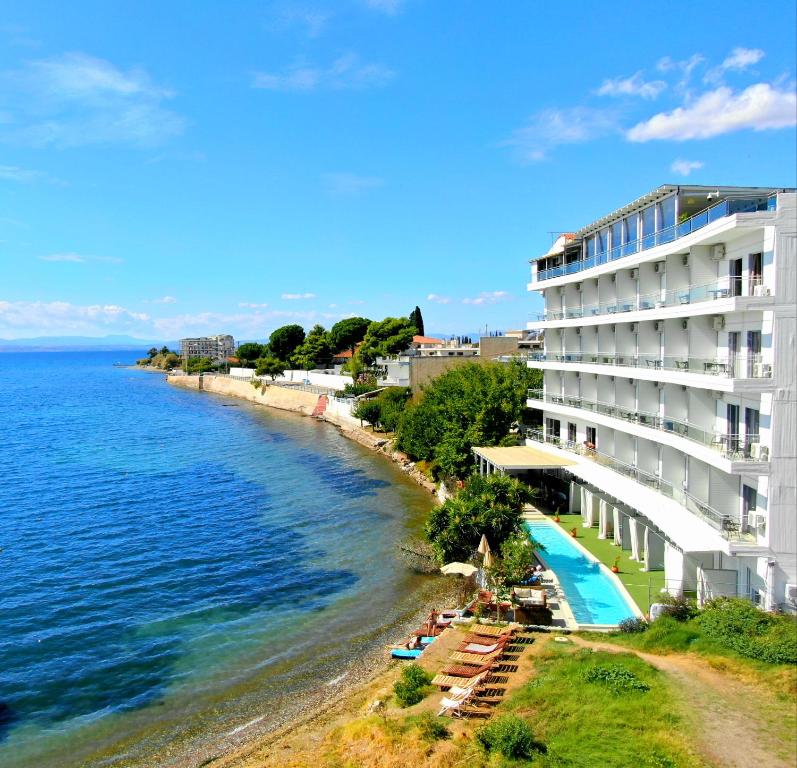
[525,520,639,626]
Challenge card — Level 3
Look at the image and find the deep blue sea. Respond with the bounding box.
[0,351,433,767]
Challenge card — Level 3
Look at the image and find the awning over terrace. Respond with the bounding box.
[472,445,577,473]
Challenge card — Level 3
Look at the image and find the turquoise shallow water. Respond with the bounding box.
[525,521,637,625]
[0,351,434,766]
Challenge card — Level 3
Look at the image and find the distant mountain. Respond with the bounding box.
[0,335,178,352]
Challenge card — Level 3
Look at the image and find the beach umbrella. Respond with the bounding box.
[477,534,491,556]
[440,562,478,577]
[483,548,494,569]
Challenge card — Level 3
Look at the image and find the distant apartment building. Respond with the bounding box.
[521,185,796,612]
[180,334,235,361]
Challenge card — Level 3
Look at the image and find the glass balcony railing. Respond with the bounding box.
[527,389,768,462]
[533,277,768,321]
[527,351,772,379]
[524,429,754,541]
[535,195,776,283]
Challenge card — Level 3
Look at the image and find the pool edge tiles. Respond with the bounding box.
[525,520,642,628]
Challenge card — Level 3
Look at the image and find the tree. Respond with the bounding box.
[424,474,534,563]
[159,345,170,355]
[353,398,382,430]
[147,347,159,358]
[267,324,305,361]
[328,317,371,355]
[396,360,535,478]
[356,317,417,366]
[491,533,540,589]
[291,324,332,371]
[409,305,424,336]
[378,387,411,433]
[186,356,217,374]
[237,342,266,366]
[255,357,286,380]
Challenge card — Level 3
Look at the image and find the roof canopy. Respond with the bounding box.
[473,445,577,470]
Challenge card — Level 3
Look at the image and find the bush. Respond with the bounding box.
[656,593,698,622]
[582,664,651,693]
[393,664,432,708]
[476,714,542,759]
[414,712,450,742]
[697,597,797,664]
[619,617,648,634]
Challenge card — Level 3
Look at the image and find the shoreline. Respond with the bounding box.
[166,373,439,495]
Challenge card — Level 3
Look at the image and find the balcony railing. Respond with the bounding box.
[525,429,754,541]
[535,195,776,282]
[533,276,768,321]
[527,351,772,379]
[527,389,768,461]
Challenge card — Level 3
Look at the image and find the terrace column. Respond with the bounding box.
[664,543,685,595]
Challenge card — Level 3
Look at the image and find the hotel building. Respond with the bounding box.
[524,185,796,613]
[180,334,235,362]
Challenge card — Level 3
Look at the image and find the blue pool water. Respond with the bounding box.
[525,521,638,626]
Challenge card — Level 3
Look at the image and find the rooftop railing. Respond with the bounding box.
[535,195,776,282]
[527,351,772,379]
[533,276,768,321]
[525,429,754,541]
[527,389,767,461]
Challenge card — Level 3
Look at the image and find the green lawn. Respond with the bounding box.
[552,513,665,613]
[499,642,704,768]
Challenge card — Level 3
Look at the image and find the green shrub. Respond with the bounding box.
[697,597,797,664]
[476,714,542,759]
[619,617,648,634]
[656,593,698,622]
[582,664,651,693]
[393,663,432,708]
[414,712,450,742]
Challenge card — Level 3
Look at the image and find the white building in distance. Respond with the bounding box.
[524,185,796,613]
[180,334,235,362]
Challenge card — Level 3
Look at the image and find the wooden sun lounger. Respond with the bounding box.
[432,672,506,690]
[449,650,504,665]
[466,624,519,638]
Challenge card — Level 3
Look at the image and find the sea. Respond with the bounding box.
[0,351,435,767]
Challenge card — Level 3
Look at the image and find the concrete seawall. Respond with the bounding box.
[166,374,437,494]
[168,374,320,415]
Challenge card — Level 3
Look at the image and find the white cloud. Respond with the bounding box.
[0,52,184,147]
[363,0,404,13]
[596,72,666,100]
[281,292,316,300]
[502,106,619,161]
[705,47,765,84]
[628,83,796,141]
[462,291,511,306]
[252,53,394,92]
[324,172,384,196]
[238,301,268,308]
[0,163,64,184]
[0,300,149,337]
[148,295,177,304]
[38,252,123,264]
[267,5,332,38]
[427,293,450,304]
[670,159,704,177]
[656,53,705,93]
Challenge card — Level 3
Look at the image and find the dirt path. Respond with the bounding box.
[570,637,793,768]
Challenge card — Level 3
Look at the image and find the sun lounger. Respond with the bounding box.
[448,650,504,665]
[391,648,423,659]
[466,624,519,638]
[456,638,509,654]
[439,661,496,678]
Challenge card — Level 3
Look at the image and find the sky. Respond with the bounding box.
[0,0,795,342]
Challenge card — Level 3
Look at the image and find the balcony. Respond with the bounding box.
[532,277,770,322]
[528,351,772,379]
[527,389,768,462]
[535,195,776,283]
[525,429,754,543]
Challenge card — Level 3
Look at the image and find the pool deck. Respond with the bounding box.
[523,508,645,629]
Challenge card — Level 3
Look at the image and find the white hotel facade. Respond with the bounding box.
[524,185,797,613]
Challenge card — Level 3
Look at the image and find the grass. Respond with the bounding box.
[498,642,704,768]
[553,513,665,613]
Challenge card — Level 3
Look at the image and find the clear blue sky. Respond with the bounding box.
[1,0,795,342]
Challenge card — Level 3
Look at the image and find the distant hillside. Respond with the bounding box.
[0,335,178,352]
